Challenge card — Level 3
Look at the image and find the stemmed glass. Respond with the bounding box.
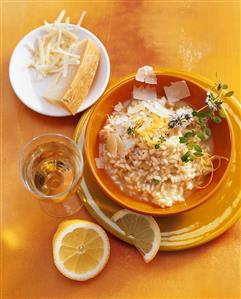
[19,133,84,217]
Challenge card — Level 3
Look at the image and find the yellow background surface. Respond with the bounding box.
[1,1,240,299]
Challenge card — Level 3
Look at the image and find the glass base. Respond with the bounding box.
[39,193,83,217]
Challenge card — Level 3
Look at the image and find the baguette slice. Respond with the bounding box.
[43,39,100,115]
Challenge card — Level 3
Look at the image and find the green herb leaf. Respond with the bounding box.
[204,127,212,137]
[152,178,160,185]
[222,84,228,89]
[197,132,205,141]
[154,144,160,149]
[193,152,204,157]
[181,152,193,162]
[219,109,226,118]
[187,142,194,150]
[224,91,234,97]
[192,111,198,116]
[211,116,222,124]
[184,130,196,138]
[197,117,207,128]
[193,144,202,152]
[196,111,209,118]
[179,137,187,143]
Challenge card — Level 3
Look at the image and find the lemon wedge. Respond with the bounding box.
[53,220,110,281]
[111,209,161,263]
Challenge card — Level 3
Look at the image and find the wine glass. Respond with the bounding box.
[19,133,84,217]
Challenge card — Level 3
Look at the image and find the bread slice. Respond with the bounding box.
[43,39,100,115]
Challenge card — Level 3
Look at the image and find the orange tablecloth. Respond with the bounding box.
[1,1,240,299]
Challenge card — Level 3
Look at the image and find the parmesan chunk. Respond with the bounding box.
[44,39,100,114]
[61,39,100,114]
[164,80,191,103]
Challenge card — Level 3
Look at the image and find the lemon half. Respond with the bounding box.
[53,220,110,281]
[112,209,161,263]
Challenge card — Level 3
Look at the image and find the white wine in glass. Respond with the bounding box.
[19,134,84,217]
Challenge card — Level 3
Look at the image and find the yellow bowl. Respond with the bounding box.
[84,70,233,216]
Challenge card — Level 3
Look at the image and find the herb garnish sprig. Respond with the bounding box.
[194,81,233,126]
[198,80,234,122]
[168,81,233,131]
[167,79,234,163]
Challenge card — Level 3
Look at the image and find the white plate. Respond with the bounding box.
[9,25,110,117]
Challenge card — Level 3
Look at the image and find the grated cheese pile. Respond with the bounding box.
[27,9,86,80]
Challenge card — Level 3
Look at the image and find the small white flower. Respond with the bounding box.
[205,91,218,111]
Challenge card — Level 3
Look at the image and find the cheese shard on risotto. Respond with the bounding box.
[164,80,191,103]
[133,85,157,101]
[135,66,157,84]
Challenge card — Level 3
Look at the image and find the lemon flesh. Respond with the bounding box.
[112,209,161,263]
[53,220,110,281]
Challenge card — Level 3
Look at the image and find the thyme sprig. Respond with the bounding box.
[199,80,234,119]
[175,79,234,163]
[168,80,233,132]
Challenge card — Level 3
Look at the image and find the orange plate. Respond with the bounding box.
[84,71,233,216]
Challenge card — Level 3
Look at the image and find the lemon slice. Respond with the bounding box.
[53,220,110,281]
[112,209,161,263]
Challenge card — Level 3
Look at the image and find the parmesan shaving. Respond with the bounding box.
[135,65,157,84]
[77,11,87,27]
[63,54,69,77]
[27,10,87,79]
[62,29,78,41]
[25,42,35,53]
[53,48,80,58]
[127,102,145,114]
[44,20,52,29]
[133,86,157,101]
[164,80,191,103]
[56,9,66,23]
[144,101,173,118]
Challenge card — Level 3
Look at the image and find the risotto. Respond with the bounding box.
[96,96,213,208]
